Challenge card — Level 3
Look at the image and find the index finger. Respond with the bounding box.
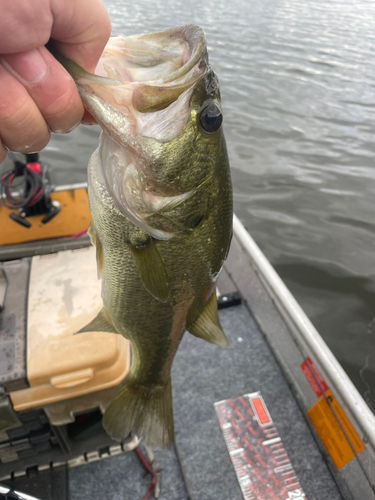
[0,0,111,72]
[50,0,112,72]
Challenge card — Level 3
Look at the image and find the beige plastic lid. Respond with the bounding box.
[10,246,130,411]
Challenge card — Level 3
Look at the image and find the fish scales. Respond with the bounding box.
[57,24,233,448]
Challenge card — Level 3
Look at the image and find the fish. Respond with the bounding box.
[57,24,233,448]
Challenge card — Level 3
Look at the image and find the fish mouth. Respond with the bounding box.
[97,25,208,113]
[76,26,209,240]
[74,25,208,150]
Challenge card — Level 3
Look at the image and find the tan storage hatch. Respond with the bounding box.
[10,246,130,412]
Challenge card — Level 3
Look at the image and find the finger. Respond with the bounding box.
[2,47,84,133]
[51,0,112,72]
[1,0,111,72]
[0,1,53,53]
[0,63,50,153]
[0,138,7,164]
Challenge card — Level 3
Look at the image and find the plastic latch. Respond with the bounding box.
[50,368,94,389]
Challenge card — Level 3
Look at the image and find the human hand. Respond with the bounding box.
[0,0,111,163]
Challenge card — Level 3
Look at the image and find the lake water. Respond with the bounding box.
[4,0,375,409]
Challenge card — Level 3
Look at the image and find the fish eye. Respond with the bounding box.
[199,103,223,134]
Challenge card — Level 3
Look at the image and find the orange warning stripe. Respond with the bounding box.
[307,390,365,469]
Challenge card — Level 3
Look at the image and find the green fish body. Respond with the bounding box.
[59,25,233,448]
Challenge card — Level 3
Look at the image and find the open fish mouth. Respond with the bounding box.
[59,25,212,240]
[97,25,208,113]
[75,25,208,148]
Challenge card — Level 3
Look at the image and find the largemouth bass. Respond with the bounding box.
[58,25,232,448]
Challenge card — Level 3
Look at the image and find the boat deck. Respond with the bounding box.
[3,222,371,499]
[66,243,343,500]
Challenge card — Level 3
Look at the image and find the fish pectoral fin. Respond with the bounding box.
[88,222,103,279]
[130,239,170,303]
[188,292,229,348]
[75,308,118,335]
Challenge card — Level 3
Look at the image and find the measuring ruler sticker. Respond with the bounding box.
[215,392,307,500]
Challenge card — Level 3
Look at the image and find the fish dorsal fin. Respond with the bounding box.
[75,308,118,335]
[189,292,229,347]
[130,239,170,303]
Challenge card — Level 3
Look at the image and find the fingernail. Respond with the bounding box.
[2,49,48,84]
[52,120,81,134]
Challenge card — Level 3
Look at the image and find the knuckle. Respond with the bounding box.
[17,26,51,52]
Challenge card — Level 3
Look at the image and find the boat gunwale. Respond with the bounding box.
[233,213,375,454]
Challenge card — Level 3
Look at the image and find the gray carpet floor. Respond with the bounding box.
[69,304,343,500]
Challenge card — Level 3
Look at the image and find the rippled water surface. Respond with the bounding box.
[7,0,375,407]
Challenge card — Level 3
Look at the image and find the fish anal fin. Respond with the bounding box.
[189,292,229,348]
[130,239,169,302]
[75,308,118,335]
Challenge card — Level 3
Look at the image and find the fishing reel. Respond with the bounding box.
[0,153,60,227]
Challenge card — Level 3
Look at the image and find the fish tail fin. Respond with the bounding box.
[102,377,174,449]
